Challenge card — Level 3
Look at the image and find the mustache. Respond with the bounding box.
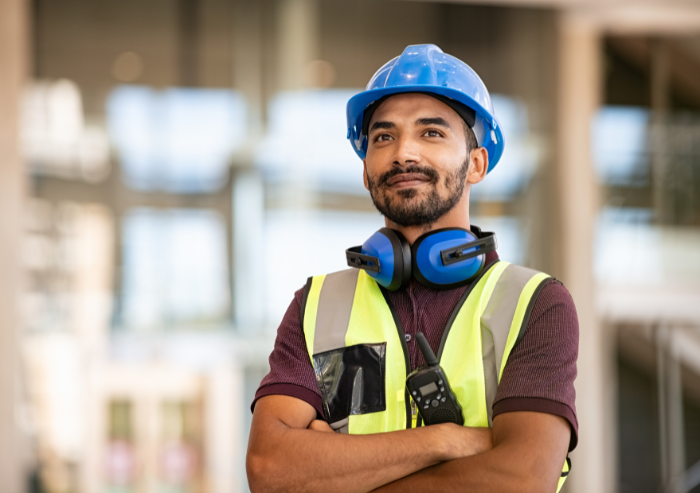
[376,165,439,187]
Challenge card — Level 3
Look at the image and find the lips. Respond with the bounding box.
[386,173,431,187]
[376,165,439,188]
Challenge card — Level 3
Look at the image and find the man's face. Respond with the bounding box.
[363,93,472,228]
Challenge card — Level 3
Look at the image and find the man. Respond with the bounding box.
[247,44,578,493]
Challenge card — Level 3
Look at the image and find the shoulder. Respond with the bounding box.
[270,283,309,356]
[251,283,324,416]
[299,277,313,326]
[494,263,578,337]
[495,277,579,450]
[527,278,579,338]
[508,272,579,350]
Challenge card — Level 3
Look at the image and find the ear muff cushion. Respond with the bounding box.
[360,228,411,291]
[411,228,485,290]
[379,228,411,291]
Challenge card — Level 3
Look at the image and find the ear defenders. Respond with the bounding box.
[346,227,497,291]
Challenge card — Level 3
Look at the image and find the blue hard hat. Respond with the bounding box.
[346,44,504,173]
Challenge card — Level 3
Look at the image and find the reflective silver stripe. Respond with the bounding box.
[330,417,349,433]
[480,324,497,426]
[313,269,360,434]
[481,264,544,424]
[313,269,360,354]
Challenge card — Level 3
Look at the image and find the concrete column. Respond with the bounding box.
[554,13,613,493]
[230,0,266,333]
[651,39,670,114]
[275,0,319,91]
[232,0,264,139]
[232,170,265,333]
[650,39,670,224]
[205,364,244,493]
[657,326,686,493]
[667,332,686,493]
[0,0,28,491]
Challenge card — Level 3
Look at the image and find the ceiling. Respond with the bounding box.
[407,0,700,34]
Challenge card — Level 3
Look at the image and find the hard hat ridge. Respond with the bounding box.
[346,44,504,173]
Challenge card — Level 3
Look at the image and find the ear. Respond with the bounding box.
[363,159,370,191]
[467,147,489,185]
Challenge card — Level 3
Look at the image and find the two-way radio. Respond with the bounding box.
[405,333,464,426]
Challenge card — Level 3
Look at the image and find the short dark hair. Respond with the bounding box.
[463,121,479,154]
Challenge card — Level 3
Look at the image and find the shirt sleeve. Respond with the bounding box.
[492,279,579,451]
[251,285,325,418]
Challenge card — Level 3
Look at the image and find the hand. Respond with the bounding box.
[307,419,492,458]
[438,424,493,461]
[308,419,334,432]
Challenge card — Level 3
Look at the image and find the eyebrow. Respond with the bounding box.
[369,121,395,133]
[368,116,452,134]
[416,117,451,128]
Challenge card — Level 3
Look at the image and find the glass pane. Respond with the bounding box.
[255,90,368,194]
[593,106,651,186]
[120,208,230,330]
[107,86,247,193]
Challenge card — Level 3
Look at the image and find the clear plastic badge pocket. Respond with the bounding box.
[312,343,387,430]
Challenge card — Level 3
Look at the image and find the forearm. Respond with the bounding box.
[247,421,489,493]
[371,412,570,493]
[371,444,556,493]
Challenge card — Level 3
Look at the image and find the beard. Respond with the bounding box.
[366,159,470,227]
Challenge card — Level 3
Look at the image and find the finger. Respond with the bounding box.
[308,419,334,432]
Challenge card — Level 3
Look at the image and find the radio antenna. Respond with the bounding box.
[416,332,438,367]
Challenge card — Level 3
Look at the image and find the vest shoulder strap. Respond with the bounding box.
[480,263,550,424]
[302,269,361,357]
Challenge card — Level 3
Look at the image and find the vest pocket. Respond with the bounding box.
[312,343,387,424]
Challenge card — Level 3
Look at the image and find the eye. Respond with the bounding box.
[373,133,393,143]
[423,129,442,138]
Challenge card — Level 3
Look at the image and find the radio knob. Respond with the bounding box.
[431,400,439,408]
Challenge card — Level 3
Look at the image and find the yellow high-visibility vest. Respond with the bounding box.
[302,261,569,491]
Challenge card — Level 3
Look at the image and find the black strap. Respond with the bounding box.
[299,277,313,329]
[561,456,572,477]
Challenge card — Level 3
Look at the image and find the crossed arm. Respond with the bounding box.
[246,394,570,493]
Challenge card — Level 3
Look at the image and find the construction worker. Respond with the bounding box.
[247,44,578,493]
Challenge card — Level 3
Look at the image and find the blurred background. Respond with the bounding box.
[1,0,700,492]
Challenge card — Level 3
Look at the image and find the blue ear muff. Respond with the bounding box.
[347,227,496,291]
[345,228,411,291]
[411,228,496,290]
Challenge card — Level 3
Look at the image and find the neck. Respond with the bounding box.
[385,192,471,245]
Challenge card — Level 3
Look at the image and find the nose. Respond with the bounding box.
[393,134,421,167]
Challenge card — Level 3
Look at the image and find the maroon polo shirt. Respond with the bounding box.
[252,251,579,451]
